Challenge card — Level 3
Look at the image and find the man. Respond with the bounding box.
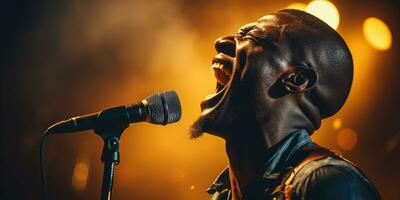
[190,9,381,200]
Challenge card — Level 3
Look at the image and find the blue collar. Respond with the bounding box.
[262,129,313,179]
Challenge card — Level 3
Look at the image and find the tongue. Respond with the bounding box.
[213,67,230,85]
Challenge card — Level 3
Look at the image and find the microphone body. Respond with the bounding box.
[47,90,181,134]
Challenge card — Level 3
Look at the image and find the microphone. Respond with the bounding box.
[47,90,182,134]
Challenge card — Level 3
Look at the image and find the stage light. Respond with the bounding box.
[333,118,342,130]
[363,17,392,51]
[306,0,340,29]
[287,3,307,11]
[337,128,358,151]
[72,162,89,191]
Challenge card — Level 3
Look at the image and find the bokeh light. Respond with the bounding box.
[363,17,392,51]
[333,118,342,130]
[306,0,340,29]
[72,161,89,191]
[386,133,400,153]
[337,128,358,151]
[286,2,307,11]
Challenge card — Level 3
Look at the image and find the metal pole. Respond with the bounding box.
[100,136,120,200]
[101,162,116,200]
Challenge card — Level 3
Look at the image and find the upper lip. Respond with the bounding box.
[212,53,234,74]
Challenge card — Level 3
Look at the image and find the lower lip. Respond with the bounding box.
[200,82,228,114]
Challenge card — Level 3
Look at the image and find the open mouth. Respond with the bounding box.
[200,53,235,113]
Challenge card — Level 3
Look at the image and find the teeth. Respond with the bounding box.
[205,93,216,99]
[211,63,232,75]
[211,63,231,86]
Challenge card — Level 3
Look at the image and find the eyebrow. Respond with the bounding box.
[237,23,257,36]
[240,25,279,49]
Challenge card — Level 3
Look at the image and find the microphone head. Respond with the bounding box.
[144,90,182,125]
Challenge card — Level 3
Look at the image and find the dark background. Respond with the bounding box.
[1,0,399,199]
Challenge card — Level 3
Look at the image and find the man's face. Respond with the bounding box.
[191,14,291,138]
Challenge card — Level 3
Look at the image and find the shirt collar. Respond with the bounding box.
[262,129,312,179]
[207,129,313,195]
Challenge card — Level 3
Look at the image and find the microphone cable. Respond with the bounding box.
[40,129,51,200]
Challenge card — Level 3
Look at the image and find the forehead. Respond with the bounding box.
[238,14,280,33]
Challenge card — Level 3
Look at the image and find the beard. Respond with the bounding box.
[189,108,222,139]
[189,114,212,139]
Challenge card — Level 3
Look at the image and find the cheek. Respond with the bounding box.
[248,65,278,114]
[234,44,279,112]
[236,41,263,80]
[253,73,273,101]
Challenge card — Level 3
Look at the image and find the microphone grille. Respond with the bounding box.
[145,90,182,125]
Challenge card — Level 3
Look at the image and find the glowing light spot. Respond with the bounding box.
[306,0,340,29]
[180,174,185,178]
[386,133,399,153]
[333,118,342,130]
[363,17,392,51]
[286,3,307,11]
[72,162,89,191]
[337,128,358,151]
[190,185,195,190]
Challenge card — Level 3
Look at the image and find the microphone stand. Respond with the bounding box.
[40,91,180,200]
[94,120,128,200]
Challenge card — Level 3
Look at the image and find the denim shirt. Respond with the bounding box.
[207,129,381,200]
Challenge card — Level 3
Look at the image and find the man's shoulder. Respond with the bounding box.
[290,156,381,199]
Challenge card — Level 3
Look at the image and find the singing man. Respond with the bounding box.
[190,9,380,200]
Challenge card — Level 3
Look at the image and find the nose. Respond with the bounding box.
[214,36,237,57]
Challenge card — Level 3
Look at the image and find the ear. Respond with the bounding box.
[281,67,318,93]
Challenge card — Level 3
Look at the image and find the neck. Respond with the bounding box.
[225,129,263,187]
[225,105,316,200]
[225,125,275,200]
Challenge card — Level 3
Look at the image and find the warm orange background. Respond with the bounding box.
[1,0,399,199]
